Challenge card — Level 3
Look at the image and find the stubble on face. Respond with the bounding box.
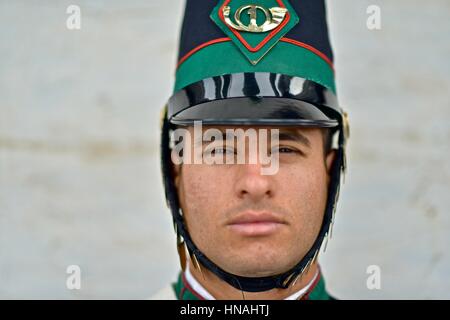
[174,126,334,277]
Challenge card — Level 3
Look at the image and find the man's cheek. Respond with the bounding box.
[182,171,207,200]
[184,186,211,213]
[183,184,217,227]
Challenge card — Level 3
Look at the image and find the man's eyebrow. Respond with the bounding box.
[278,131,311,148]
[193,130,311,148]
[195,132,234,145]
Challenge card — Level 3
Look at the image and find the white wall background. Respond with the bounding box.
[0,0,449,299]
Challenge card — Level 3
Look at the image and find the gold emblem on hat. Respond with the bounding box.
[223,5,288,33]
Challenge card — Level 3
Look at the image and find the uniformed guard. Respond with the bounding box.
[154,0,350,300]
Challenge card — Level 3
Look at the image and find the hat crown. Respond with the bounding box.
[175,0,336,93]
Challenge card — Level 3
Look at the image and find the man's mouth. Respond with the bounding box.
[227,211,287,236]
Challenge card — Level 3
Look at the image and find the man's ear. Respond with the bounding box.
[325,150,337,186]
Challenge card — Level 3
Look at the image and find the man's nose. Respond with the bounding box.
[234,163,274,201]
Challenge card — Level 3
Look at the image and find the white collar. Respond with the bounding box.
[184,262,320,300]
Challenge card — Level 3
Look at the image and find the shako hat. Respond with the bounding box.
[160,0,350,292]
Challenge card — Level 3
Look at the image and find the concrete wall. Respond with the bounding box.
[0,0,449,299]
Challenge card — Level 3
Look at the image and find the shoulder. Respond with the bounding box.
[148,285,177,300]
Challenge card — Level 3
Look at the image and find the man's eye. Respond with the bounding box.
[273,146,296,153]
[278,147,295,153]
[210,147,235,155]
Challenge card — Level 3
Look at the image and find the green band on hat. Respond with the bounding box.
[174,40,336,94]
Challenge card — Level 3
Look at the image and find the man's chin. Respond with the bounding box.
[216,254,297,278]
[225,265,290,278]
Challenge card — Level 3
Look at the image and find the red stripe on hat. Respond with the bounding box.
[176,37,334,73]
[280,37,334,71]
[177,37,231,69]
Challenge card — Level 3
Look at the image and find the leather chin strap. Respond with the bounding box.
[160,109,346,292]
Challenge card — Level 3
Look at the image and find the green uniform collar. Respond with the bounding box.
[172,269,333,300]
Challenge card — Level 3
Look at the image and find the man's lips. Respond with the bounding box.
[227,211,287,236]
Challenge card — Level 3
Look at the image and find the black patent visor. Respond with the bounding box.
[168,73,342,127]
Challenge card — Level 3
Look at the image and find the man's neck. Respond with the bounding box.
[187,259,320,300]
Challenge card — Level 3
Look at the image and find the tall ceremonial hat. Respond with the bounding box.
[161,0,350,292]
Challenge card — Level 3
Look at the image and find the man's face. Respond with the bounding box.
[173,125,335,277]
